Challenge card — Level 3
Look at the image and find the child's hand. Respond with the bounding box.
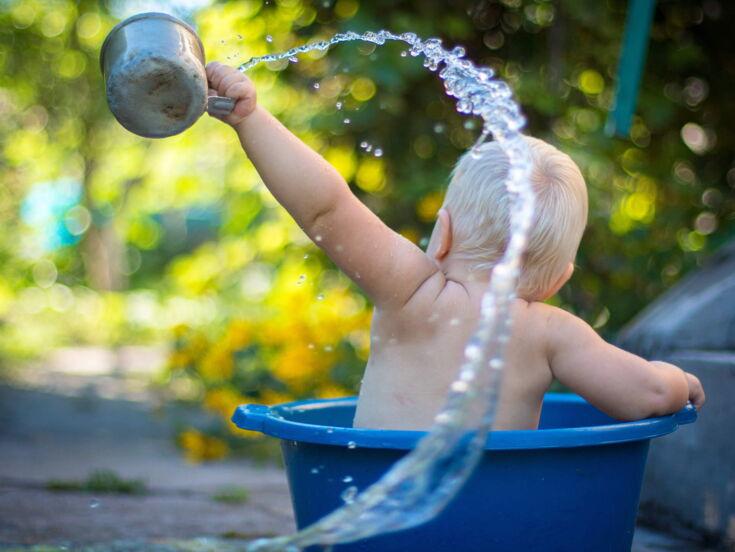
[205,62,257,126]
[685,371,705,410]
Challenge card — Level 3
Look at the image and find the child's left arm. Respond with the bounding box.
[207,62,440,310]
[543,306,704,420]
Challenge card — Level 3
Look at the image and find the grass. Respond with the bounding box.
[46,469,147,495]
[211,486,249,504]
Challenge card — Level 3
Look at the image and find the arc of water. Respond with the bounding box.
[241,31,534,551]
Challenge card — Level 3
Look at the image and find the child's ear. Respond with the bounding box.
[434,208,452,261]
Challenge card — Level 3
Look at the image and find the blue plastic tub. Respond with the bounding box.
[232,393,696,552]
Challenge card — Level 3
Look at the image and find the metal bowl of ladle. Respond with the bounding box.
[100,12,235,138]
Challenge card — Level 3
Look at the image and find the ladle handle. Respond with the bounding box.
[207,95,236,117]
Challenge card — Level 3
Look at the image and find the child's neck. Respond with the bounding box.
[438,256,492,286]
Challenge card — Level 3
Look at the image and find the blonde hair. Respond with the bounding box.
[442,136,588,299]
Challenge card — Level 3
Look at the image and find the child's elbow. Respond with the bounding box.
[612,382,688,422]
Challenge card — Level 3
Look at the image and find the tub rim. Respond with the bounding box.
[231,393,696,451]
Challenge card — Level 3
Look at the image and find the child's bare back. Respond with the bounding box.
[356,285,555,430]
[205,62,705,431]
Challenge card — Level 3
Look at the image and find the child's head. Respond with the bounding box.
[437,136,588,300]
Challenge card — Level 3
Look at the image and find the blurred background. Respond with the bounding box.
[0,0,733,548]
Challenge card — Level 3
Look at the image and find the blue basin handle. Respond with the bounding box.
[674,403,698,426]
[232,404,271,432]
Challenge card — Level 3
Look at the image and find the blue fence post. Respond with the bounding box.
[605,0,657,138]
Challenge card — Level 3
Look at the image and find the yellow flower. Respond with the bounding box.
[259,389,294,406]
[179,428,229,463]
[203,387,244,419]
[198,345,235,381]
[317,384,352,399]
[272,344,329,393]
[223,319,252,350]
[168,350,191,370]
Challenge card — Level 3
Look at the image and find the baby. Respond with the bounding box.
[206,62,705,430]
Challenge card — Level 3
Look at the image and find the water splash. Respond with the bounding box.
[240,30,533,551]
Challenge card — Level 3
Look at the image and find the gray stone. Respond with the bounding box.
[618,241,735,357]
[618,240,735,550]
[638,351,735,548]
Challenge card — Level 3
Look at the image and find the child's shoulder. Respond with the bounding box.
[521,301,597,354]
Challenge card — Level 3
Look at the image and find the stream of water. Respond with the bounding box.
[240,30,534,551]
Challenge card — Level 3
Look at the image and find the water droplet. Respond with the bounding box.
[360,141,369,149]
[451,46,466,58]
[220,39,225,44]
[335,101,343,110]
[451,380,469,393]
[324,345,334,352]
[317,294,324,301]
[313,82,321,89]
[433,123,445,134]
[326,428,334,434]
[304,253,310,259]
[296,274,306,285]
[315,235,323,242]
[265,35,273,43]
[464,119,476,130]
[347,441,357,449]
[373,148,383,157]
[435,412,452,424]
[311,467,320,474]
[449,318,460,326]
[341,485,358,504]
[343,118,351,124]
[400,51,408,57]
[465,343,482,360]
[89,498,100,509]
[342,475,353,483]
[289,56,299,63]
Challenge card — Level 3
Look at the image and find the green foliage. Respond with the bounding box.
[46,469,147,495]
[212,486,250,504]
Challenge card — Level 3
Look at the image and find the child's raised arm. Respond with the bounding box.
[542,305,704,420]
[206,63,439,309]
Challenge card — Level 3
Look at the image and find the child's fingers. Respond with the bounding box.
[685,372,705,410]
[206,62,230,92]
[205,62,257,124]
[226,82,257,119]
[219,72,245,95]
[225,81,253,101]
